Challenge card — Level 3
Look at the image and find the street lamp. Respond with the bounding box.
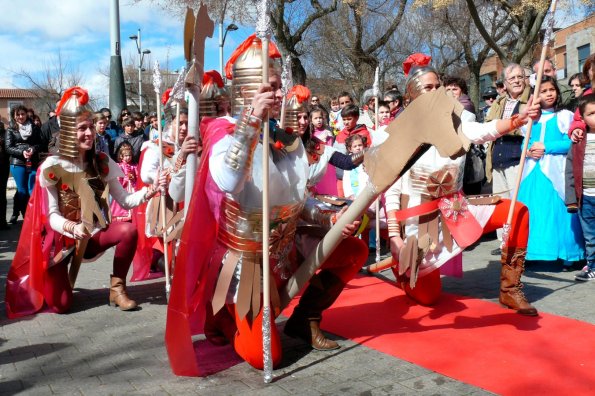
[219,23,239,77]
[130,29,151,112]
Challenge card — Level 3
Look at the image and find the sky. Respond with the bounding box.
[0,0,253,108]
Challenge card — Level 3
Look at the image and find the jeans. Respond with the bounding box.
[579,195,595,269]
[0,159,9,224]
[10,164,36,200]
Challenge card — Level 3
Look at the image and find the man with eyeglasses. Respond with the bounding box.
[485,63,531,255]
[310,96,320,106]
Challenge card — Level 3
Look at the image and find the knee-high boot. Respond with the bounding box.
[9,195,20,224]
[284,270,345,350]
[500,247,538,316]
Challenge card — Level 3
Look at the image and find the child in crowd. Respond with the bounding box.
[311,107,334,145]
[342,134,385,249]
[333,104,371,196]
[335,104,372,146]
[342,134,368,199]
[328,96,341,135]
[94,113,113,156]
[110,143,138,223]
[370,101,392,146]
[517,76,584,269]
[566,93,595,280]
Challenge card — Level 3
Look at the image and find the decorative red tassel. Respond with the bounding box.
[402,53,432,77]
[224,33,281,80]
[287,85,311,104]
[56,87,89,116]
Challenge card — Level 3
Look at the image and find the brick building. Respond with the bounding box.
[478,13,594,100]
[0,89,38,124]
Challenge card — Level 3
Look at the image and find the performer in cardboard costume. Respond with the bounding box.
[165,35,368,375]
[5,87,166,318]
[383,56,538,316]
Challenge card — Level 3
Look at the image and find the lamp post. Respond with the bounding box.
[219,23,238,77]
[129,29,151,112]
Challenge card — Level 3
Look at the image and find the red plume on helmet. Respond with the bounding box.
[224,33,281,80]
[287,85,311,104]
[402,53,432,77]
[161,88,172,105]
[56,87,89,117]
[202,70,225,88]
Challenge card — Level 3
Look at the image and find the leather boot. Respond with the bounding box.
[109,275,138,311]
[500,247,538,316]
[9,195,19,224]
[204,303,237,346]
[284,270,344,350]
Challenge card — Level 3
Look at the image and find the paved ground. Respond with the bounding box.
[1,198,594,395]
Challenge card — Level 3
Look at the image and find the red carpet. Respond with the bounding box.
[284,275,595,395]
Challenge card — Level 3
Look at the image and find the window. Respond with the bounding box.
[578,44,590,73]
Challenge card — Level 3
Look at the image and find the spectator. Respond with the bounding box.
[444,76,476,114]
[566,94,595,280]
[532,58,572,106]
[479,87,498,122]
[359,89,377,129]
[310,95,320,107]
[328,96,341,135]
[94,112,113,156]
[495,80,506,97]
[0,121,9,229]
[5,105,43,223]
[114,117,145,164]
[144,112,159,141]
[566,73,586,112]
[110,142,138,223]
[99,107,120,140]
[485,63,531,255]
[41,101,60,156]
[517,76,584,269]
[117,108,131,128]
[383,89,404,120]
[569,53,594,144]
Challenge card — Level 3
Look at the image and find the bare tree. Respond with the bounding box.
[12,50,86,113]
[464,0,552,65]
[269,0,339,85]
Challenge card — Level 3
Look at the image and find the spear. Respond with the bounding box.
[502,0,558,246]
[152,60,171,296]
[279,55,292,129]
[256,0,274,384]
[184,5,214,215]
[372,66,381,263]
[170,66,186,145]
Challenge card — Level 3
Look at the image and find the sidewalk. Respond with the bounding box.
[1,203,594,394]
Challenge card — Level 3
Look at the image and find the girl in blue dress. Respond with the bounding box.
[518,76,585,266]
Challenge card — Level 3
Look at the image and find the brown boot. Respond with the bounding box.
[285,315,339,350]
[500,247,538,316]
[109,275,138,311]
[284,271,345,350]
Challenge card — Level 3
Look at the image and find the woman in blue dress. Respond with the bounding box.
[518,76,585,267]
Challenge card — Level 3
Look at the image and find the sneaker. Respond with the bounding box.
[575,269,595,281]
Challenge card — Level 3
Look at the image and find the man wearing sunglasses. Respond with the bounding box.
[478,87,498,123]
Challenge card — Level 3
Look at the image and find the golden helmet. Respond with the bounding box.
[56,87,93,158]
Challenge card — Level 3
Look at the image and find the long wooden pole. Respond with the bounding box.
[153,61,171,296]
[257,0,273,383]
[502,0,558,246]
[373,67,381,263]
